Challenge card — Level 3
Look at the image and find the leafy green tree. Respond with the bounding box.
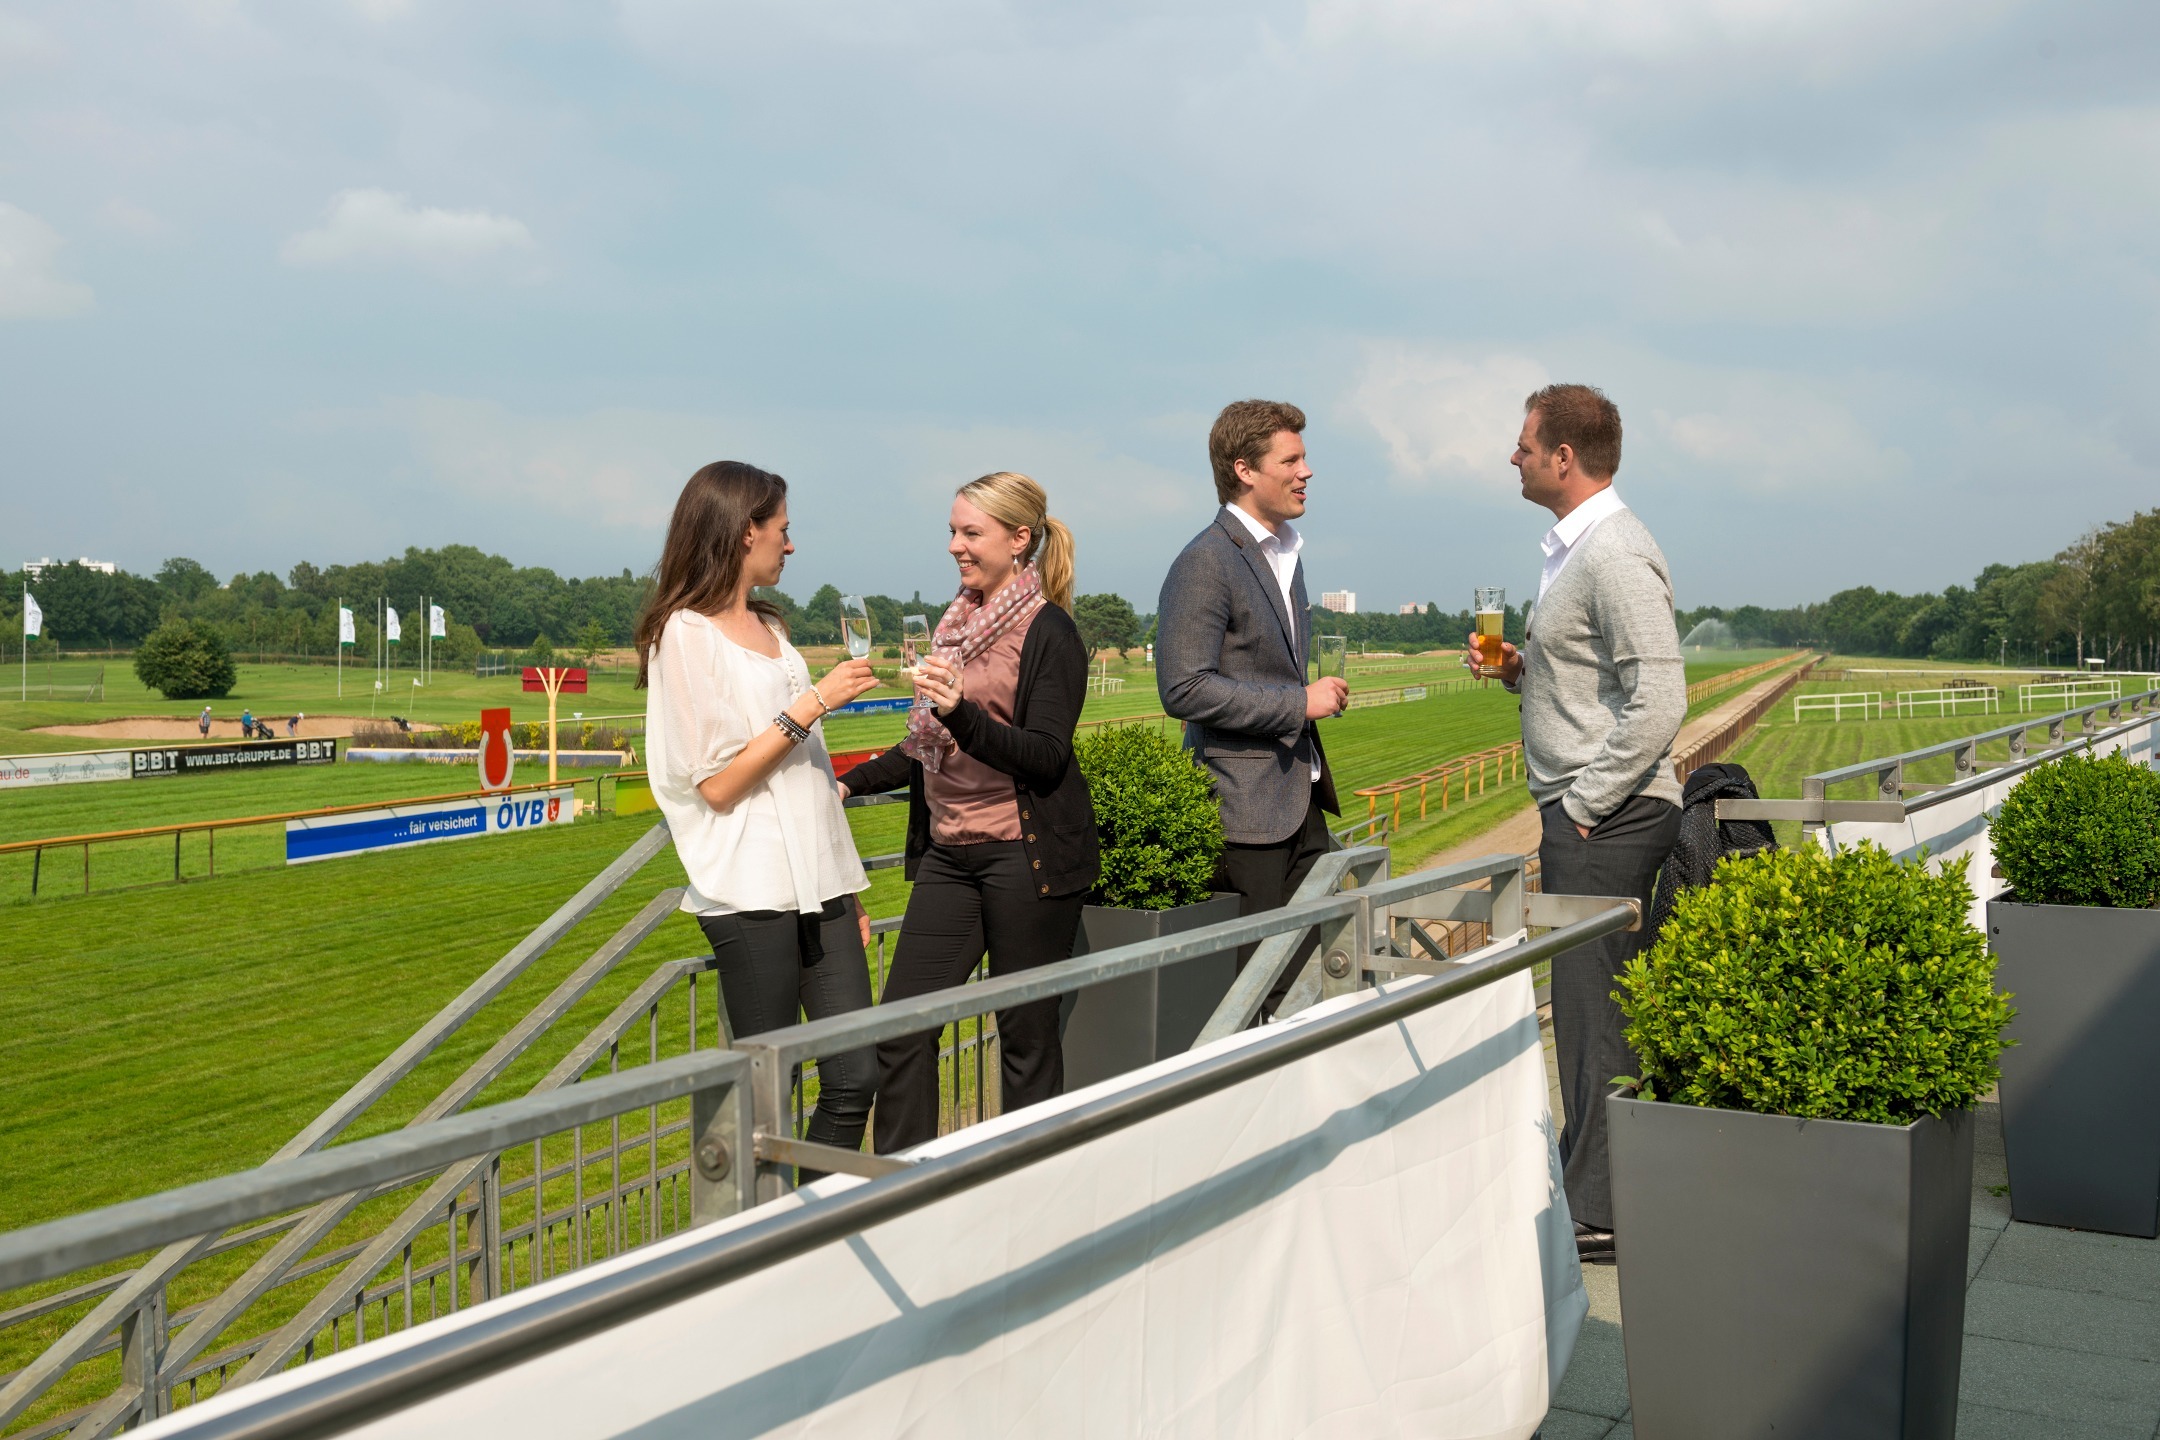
[524,632,556,667]
[1073,593,1141,657]
[133,620,237,699]
[574,619,610,667]
[156,557,219,605]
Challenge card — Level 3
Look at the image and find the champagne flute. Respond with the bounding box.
[841,595,873,661]
[902,614,932,709]
[929,634,964,711]
[1473,587,1506,676]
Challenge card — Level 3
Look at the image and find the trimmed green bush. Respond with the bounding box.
[1616,843,2011,1125]
[1076,724,1224,910]
[1991,750,2160,909]
[132,620,237,700]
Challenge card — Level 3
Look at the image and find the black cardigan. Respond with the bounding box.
[843,604,1100,899]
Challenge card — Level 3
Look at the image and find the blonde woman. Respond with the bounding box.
[635,461,883,1162]
[840,472,1098,1152]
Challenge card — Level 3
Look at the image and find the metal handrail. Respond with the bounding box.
[0,1052,751,1294]
[118,904,1637,1440]
[1803,688,2159,792]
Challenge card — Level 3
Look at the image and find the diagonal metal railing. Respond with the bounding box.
[0,822,677,1439]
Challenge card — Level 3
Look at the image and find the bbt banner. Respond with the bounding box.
[132,738,338,778]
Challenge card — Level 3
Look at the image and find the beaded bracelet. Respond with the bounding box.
[774,710,811,744]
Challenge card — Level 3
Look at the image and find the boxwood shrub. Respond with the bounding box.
[1616,843,2012,1125]
[1990,750,2160,909]
[1076,724,1224,910]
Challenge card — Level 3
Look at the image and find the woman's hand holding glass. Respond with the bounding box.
[813,657,880,715]
[915,646,965,717]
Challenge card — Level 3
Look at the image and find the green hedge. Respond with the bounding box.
[1991,750,2160,909]
[1076,725,1223,910]
[1616,843,2011,1125]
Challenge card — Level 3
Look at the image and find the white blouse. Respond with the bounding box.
[645,610,867,916]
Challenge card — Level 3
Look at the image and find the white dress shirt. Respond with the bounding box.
[1223,503,1321,780]
[1537,486,1629,603]
[645,610,867,916]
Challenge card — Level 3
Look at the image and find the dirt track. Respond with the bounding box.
[33,715,438,742]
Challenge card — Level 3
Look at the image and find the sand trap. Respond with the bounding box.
[34,715,440,742]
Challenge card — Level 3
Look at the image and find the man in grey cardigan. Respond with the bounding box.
[1158,399,1346,1017]
[1485,383,1685,1260]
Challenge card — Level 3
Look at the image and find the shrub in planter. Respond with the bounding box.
[1074,725,1223,911]
[1064,726,1233,1087]
[1987,751,2160,1237]
[133,620,237,701]
[1618,842,2011,1122]
[1606,843,2010,1439]
[1991,749,2160,909]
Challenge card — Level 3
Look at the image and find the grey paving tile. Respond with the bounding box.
[1972,1186,2014,1230]
[1957,1334,2160,1431]
[1532,1408,1615,1440]
[1967,1277,2160,1362]
[1605,1424,1632,1440]
[1553,1316,1630,1421]
[1581,1258,1622,1326]
[1970,1224,2004,1281]
[1979,1222,2160,1304]
[1954,1399,2153,1439]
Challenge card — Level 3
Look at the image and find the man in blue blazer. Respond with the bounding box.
[1157,399,1346,1018]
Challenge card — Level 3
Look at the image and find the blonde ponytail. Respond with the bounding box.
[958,470,1077,614]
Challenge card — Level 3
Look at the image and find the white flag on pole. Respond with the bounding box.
[339,606,356,645]
[22,594,41,638]
[430,605,446,638]
[386,606,401,643]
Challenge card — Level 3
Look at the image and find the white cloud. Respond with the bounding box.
[280,189,537,274]
[0,12,62,66]
[1652,386,1907,495]
[1342,346,1549,495]
[0,203,94,319]
[99,198,173,241]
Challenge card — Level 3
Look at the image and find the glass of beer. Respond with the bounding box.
[1473,587,1507,676]
[840,595,873,660]
[901,614,932,707]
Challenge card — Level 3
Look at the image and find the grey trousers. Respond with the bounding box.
[1539,793,1681,1232]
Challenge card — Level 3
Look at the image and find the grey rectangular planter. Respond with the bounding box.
[1988,899,2160,1237]
[1059,892,1241,1090]
[1607,1095,1973,1440]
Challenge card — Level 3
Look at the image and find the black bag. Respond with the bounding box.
[1645,762,1776,939]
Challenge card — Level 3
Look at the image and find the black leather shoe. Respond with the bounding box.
[1574,1223,1616,1262]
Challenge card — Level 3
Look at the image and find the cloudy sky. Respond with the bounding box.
[2,0,2155,612]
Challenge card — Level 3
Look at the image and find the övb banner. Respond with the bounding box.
[284,788,575,865]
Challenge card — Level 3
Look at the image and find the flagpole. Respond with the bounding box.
[20,583,26,703]
[337,596,343,698]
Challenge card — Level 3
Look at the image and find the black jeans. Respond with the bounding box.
[1212,797,1333,1021]
[874,841,1085,1153]
[1539,792,1682,1232]
[697,904,876,1156]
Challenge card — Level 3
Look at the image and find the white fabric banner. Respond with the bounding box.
[385,606,401,643]
[21,592,41,638]
[429,605,446,638]
[338,606,355,645]
[0,748,132,789]
[1820,714,2160,930]
[146,963,1584,1440]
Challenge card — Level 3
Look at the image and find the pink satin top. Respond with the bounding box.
[924,609,1038,845]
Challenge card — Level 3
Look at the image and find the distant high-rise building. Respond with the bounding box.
[1321,590,1357,614]
[22,557,118,578]
[1398,602,1429,615]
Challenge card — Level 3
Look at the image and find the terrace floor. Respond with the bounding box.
[1538,1098,2160,1438]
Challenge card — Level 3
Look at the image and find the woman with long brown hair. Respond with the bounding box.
[636,460,882,1160]
[839,471,1098,1153]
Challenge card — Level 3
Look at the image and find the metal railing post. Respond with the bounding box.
[690,1070,755,1225]
[1489,855,1527,936]
[739,1043,794,1204]
[119,1286,168,1423]
[479,1160,503,1300]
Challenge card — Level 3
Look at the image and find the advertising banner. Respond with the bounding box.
[0,749,134,789]
[836,697,913,716]
[285,788,575,865]
[133,738,339,778]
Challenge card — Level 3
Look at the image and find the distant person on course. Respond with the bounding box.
[635,460,883,1170]
[1479,383,1685,1263]
[286,713,301,736]
[841,471,1098,1154]
[1156,399,1344,1020]
[239,708,254,737]
[198,705,212,739]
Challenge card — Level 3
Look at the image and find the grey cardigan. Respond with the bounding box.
[1516,507,1686,827]
[1156,509,1338,845]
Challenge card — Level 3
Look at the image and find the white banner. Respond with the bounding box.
[148,962,1584,1440]
[429,605,446,638]
[385,606,401,643]
[21,592,41,638]
[1820,715,2160,930]
[0,748,132,789]
[338,607,356,645]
